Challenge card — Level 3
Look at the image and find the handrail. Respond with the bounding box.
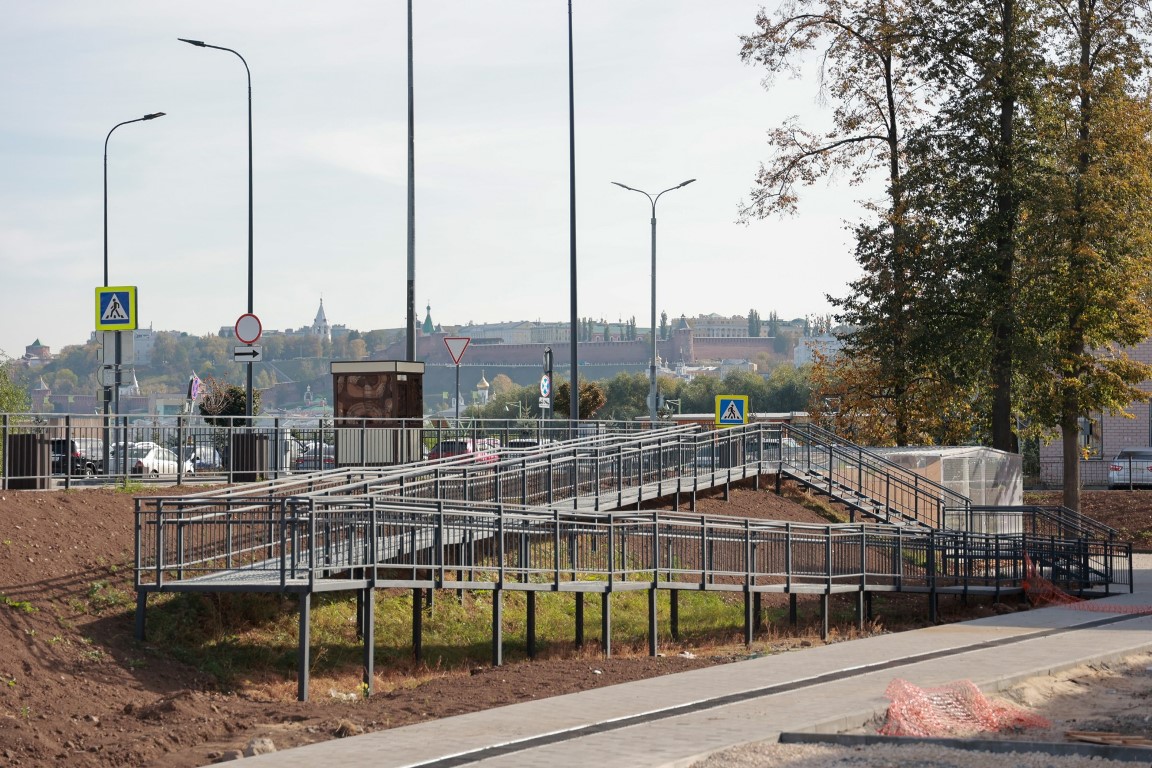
[972,504,1120,542]
[782,423,972,528]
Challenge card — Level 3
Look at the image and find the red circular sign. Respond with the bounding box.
[235,313,262,344]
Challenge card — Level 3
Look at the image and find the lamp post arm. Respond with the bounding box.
[611,178,695,424]
[179,39,252,313]
[104,113,165,287]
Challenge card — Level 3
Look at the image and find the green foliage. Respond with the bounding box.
[197,374,261,423]
[745,0,1152,470]
[0,594,38,613]
[552,379,607,419]
[0,354,30,414]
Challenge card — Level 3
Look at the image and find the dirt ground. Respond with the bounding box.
[0,483,1149,767]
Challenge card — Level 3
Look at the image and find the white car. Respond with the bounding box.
[1108,448,1152,489]
[128,445,194,475]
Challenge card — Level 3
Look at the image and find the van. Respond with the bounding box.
[49,438,104,477]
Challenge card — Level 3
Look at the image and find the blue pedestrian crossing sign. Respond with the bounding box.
[715,395,749,427]
[95,286,138,331]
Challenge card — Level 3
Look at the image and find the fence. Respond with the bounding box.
[0,412,656,490]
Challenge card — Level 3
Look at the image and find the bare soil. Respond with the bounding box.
[0,483,1148,767]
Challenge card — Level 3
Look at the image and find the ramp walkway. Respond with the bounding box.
[236,555,1152,768]
[133,422,1134,701]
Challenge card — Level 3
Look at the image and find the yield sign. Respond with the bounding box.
[444,336,471,365]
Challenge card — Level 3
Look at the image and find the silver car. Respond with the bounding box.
[1107,447,1152,489]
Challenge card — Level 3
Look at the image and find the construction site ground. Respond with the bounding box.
[0,483,1148,767]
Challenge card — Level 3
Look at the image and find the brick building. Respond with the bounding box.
[1038,338,1152,487]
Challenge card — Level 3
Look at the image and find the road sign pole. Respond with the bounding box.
[455,363,461,423]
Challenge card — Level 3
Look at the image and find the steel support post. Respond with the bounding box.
[527,591,537,659]
[492,589,504,666]
[297,594,311,702]
[820,594,829,641]
[744,590,753,646]
[362,587,375,696]
[647,588,657,657]
[412,588,423,662]
[575,592,584,647]
[601,592,611,657]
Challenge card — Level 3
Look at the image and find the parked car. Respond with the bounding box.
[182,445,223,472]
[49,438,104,477]
[1108,447,1152,489]
[128,444,193,476]
[753,436,801,461]
[505,438,551,450]
[293,444,336,471]
[426,439,498,464]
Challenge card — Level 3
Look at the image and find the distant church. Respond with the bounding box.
[310,298,331,341]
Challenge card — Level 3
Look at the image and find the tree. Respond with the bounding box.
[552,379,607,420]
[660,311,669,340]
[601,372,650,420]
[489,373,515,397]
[0,353,30,414]
[51,369,79,395]
[807,349,979,445]
[764,363,813,412]
[1014,0,1152,509]
[907,0,1050,452]
[198,375,260,425]
[742,0,929,444]
[748,309,762,337]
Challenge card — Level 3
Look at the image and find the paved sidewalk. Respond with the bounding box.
[239,556,1152,768]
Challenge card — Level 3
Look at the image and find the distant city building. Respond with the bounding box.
[19,339,51,368]
[218,298,333,341]
[686,313,749,338]
[794,333,844,366]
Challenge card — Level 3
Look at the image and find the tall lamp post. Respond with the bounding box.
[179,37,255,419]
[104,112,165,473]
[611,178,695,425]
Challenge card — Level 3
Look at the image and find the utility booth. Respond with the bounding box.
[331,361,425,466]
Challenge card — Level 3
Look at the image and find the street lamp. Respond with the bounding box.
[178,37,255,419]
[505,401,527,419]
[104,112,165,474]
[610,178,695,424]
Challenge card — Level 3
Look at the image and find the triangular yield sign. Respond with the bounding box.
[444,336,471,364]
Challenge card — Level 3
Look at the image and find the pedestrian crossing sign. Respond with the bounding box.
[715,395,748,427]
[95,286,138,331]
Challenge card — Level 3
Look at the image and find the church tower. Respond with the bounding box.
[311,299,331,341]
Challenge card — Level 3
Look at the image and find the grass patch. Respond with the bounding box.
[1,594,38,614]
[85,580,134,612]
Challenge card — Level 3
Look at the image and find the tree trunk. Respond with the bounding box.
[1060,417,1081,512]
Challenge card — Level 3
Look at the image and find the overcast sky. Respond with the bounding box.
[1,1,873,361]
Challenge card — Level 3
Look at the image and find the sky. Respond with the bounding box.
[0,1,876,361]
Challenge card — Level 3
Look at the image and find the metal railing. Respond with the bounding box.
[135,494,1132,596]
[779,424,972,529]
[0,412,688,490]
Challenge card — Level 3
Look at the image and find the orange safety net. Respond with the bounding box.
[878,678,1050,737]
[1022,553,1083,607]
[1023,553,1150,614]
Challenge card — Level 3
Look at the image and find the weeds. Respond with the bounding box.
[0,594,37,614]
[86,581,133,612]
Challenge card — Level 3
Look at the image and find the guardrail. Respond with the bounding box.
[0,412,687,490]
[778,424,972,529]
[136,494,1132,598]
